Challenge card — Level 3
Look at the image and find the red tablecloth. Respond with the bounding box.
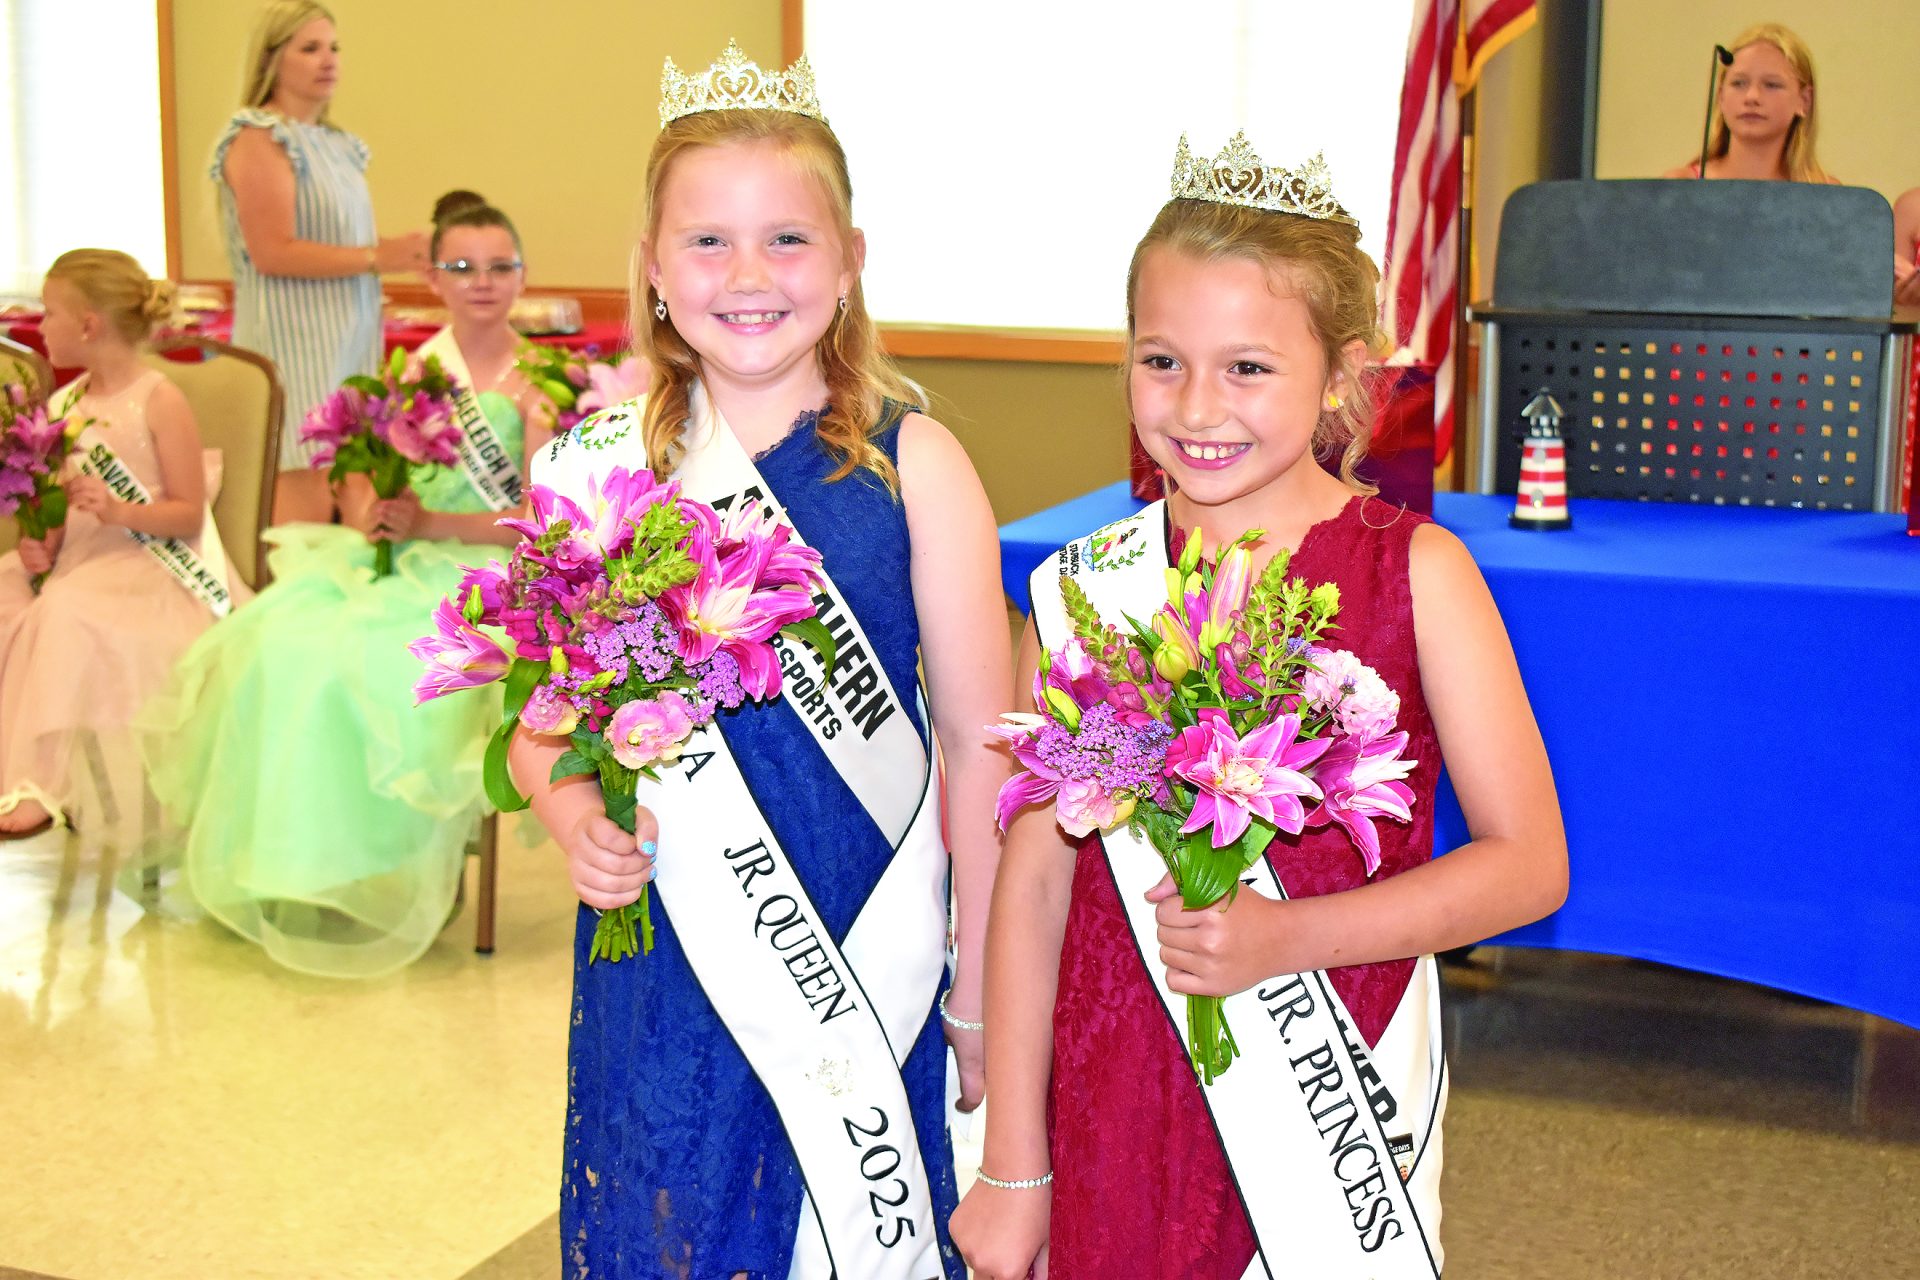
[6,311,629,384]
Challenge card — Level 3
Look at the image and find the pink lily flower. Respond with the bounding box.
[662,506,824,700]
[386,392,463,466]
[576,358,650,415]
[1166,709,1330,847]
[1200,544,1252,649]
[1304,729,1418,876]
[1034,638,1111,712]
[408,598,512,703]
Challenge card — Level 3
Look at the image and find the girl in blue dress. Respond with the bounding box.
[515,42,1009,1279]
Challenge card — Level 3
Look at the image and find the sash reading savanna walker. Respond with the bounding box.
[538,389,950,1280]
[50,380,234,618]
[1031,504,1448,1280]
[416,328,523,512]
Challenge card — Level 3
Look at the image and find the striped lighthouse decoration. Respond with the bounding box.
[1511,388,1571,531]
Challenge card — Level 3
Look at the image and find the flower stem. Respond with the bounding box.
[586,763,653,964]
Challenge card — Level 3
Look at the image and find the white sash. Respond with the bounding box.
[541,390,950,1280]
[417,328,524,512]
[1031,502,1446,1280]
[53,379,234,618]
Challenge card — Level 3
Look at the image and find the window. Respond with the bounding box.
[805,0,1416,332]
[2,0,167,294]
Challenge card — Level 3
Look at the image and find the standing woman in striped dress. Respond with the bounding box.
[213,0,428,524]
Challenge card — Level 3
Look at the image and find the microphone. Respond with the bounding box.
[1698,44,1733,178]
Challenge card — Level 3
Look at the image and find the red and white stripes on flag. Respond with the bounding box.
[1383,0,1536,464]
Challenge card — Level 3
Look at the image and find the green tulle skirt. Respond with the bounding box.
[138,523,501,978]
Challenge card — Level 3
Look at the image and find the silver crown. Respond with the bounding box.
[1170,132,1357,226]
[659,39,827,128]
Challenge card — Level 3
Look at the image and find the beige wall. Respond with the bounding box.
[1469,19,1545,299]
[172,0,783,286]
[1596,0,1917,206]
[169,0,1127,519]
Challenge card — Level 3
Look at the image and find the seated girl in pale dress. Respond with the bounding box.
[138,193,554,978]
[0,249,235,842]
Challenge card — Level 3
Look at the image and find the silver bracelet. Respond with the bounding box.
[975,1169,1053,1191]
[938,988,984,1032]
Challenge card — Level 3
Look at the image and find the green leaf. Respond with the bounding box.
[781,615,836,674]
[601,782,638,835]
[344,375,387,397]
[1175,815,1278,908]
[482,720,529,813]
[549,748,597,782]
[501,656,544,718]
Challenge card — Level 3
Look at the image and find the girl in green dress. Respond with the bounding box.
[139,193,554,978]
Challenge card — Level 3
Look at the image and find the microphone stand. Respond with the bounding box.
[1698,45,1733,178]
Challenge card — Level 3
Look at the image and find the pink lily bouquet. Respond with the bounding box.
[300,347,463,578]
[0,379,87,593]
[516,346,649,436]
[996,528,1419,1082]
[409,466,834,963]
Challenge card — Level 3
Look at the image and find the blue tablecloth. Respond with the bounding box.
[1000,486,1920,1027]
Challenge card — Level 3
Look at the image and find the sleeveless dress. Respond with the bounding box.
[559,411,965,1280]
[0,370,233,842]
[1045,496,1443,1279]
[212,108,382,470]
[135,392,523,978]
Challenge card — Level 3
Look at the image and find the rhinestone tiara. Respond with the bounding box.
[659,39,827,129]
[1170,132,1357,226]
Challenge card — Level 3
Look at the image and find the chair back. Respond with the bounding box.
[142,336,284,590]
[1,334,55,402]
[0,337,58,556]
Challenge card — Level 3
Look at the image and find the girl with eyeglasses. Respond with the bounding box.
[137,194,554,979]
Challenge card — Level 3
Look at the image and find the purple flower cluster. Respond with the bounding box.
[1031,704,1171,795]
[695,648,748,710]
[579,601,678,686]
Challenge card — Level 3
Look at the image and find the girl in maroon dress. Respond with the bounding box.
[951,137,1569,1280]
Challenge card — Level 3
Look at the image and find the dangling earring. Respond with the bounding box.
[837,295,848,313]
[654,297,668,322]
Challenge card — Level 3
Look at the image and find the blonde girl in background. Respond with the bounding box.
[1663,23,1839,183]
[0,250,232,841]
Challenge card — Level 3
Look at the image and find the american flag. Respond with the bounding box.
[1382,0,1536,464]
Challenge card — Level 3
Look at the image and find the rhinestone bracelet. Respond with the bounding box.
[974,1169,1053,1191]
[938,989,984,1032]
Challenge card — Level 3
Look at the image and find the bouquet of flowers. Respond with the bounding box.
[301,347,463,577]
[409,466,834,963]
[0,379,87,593]
[995,527,1419,1082]
[516,345,649,436]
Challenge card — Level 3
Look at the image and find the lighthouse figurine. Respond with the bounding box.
[1510,388,1572,531]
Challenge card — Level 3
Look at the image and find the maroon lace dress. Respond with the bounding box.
[1046,495,1444,1279]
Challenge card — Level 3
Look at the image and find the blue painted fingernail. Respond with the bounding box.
[641,840,658,857]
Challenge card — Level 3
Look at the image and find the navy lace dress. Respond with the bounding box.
[561,412,963,1279]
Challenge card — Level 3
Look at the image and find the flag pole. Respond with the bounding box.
[1452,9,1477,493]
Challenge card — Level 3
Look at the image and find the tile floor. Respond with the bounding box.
[4,825,1915,1279]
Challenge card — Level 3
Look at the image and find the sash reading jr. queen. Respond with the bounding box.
[536,386,949,1280]
[1030,504,1448,1280]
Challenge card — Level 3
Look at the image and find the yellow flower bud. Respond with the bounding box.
[1154,641,1190,683]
